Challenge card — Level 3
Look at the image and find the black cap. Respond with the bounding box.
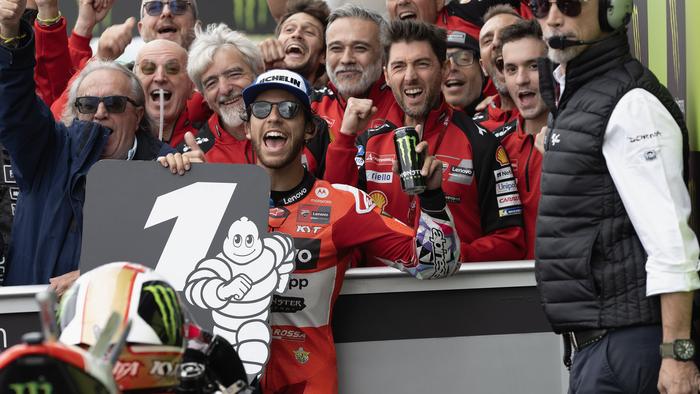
[446,30,480,56]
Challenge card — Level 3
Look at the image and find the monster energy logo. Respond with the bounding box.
[142,283,182,347]
[395,134,419,170]
[9,380,53,394]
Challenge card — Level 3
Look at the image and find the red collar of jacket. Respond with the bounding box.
[327,75,390,109]
[383,97,452,140]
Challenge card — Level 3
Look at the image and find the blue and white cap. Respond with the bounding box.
[242,69,312,110]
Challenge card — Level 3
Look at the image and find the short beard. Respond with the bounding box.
[329,60,383,99]
[219,104,245,130]
[484,62,508,95]
[547,46,585,65]
[396,86,440,121]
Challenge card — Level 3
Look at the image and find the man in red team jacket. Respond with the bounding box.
[312,5,395,142]
[493,19,548,259]
[183,23,324,176]
[385,0,532,40]
[241,68,461,393]
[325,20,526,263]
[473,4,523,132]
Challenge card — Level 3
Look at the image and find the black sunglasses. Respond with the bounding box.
[249,101,301,120]
[530,0,588,19]
[143,0,191,16]
[75,96,140,114]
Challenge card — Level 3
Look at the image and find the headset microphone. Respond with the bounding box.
[547,36,608,50]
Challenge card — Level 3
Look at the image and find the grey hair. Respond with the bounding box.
[61,61,146,126]
[187,23,264,93]
[327,4,390,52]
[140,0,199,19]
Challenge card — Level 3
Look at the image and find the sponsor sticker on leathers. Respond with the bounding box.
[497,193,521,208]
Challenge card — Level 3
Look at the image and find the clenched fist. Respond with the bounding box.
[0,0,27,38]
[339,97,377,137]
[258,38,286,70]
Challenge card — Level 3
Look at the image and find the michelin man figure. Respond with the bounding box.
[184,217,295,378]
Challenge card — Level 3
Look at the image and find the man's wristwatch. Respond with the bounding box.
[660,339,696,361]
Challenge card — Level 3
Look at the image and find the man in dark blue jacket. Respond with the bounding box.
[0,0,202,287]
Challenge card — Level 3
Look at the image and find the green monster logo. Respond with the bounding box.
[142,283,183,347]
[396,134,419,170]
[9,380,53,394]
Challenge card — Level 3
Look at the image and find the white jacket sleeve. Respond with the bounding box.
[603,88,700,296]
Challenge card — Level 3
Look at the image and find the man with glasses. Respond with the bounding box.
[326,20,526,263]
[443,30,485,116]
[134,39,199,146]
[531,1,700,393]
[0,1,202,287]
[139,0,198,50]
[239,68,459,394]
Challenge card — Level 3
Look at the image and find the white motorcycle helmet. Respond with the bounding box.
[58,262,186,392]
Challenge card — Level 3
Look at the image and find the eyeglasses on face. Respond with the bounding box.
[248,101,301,120]
[447,49,476,67]
[529,0,588,19]
[137,59,183,76]
[143,0,191,16]
[74,96,140,114]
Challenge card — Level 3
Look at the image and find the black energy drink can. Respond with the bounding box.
[393,126,426,195]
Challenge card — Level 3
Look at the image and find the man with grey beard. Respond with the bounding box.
[311,4,396,142]
[183,23,264,163]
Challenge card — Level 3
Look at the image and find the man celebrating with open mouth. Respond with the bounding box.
[241,68,461,393]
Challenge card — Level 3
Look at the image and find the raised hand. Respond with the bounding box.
[34,0,59,24]
[96,16,135,61]
[74,0,114,37]
[339,98,377,137]
[258,38,287,70]
[0,0,27,38]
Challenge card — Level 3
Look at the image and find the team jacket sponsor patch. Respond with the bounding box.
[497,193,521,208]
[495,180,517,195]
[499,207,523,217]
[366,170,393,184]
[495,146,509,167]
[494,167,514,181]
[3,165,14,184]
[447,160,474,185]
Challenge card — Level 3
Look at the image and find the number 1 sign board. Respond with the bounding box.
[81,160,296,378]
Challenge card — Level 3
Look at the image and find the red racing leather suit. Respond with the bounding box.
[262,172,460,393]
[179,113,327,177]
[493,115,541,259]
